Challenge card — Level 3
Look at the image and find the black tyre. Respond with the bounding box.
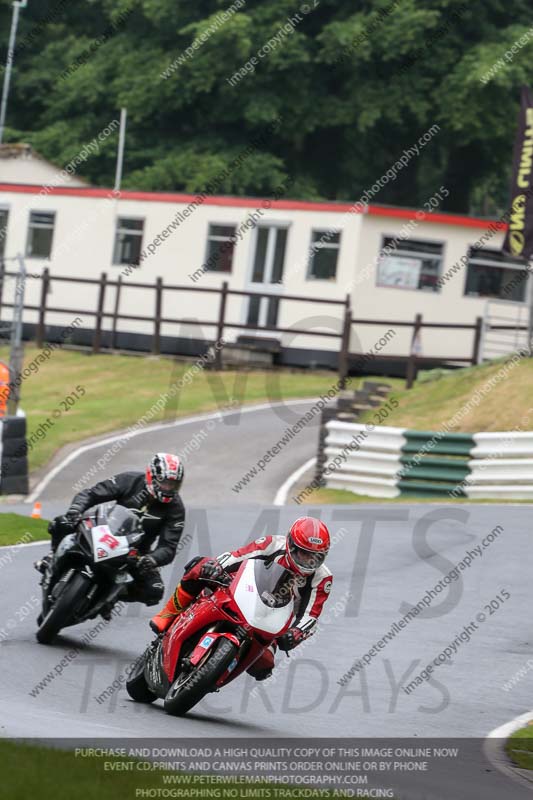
[36,572,92,644]
[126,652,157,704]
[164,638,238,717]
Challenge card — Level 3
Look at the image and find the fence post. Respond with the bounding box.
[405,312,422,389]
[111,275,122,350]
[92,272,107,354]
[153,276,163,355]
[338,294,351,389]
[214,281,228,370]
[471,316,483,365]
[36,267,50,348]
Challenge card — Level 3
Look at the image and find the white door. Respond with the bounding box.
[245,226,288,333]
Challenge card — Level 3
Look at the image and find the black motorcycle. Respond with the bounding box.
[36,503,144,644]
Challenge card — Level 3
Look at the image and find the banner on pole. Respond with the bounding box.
[503,86,533,260]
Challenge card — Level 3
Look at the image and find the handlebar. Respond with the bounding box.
[206,572,232,588]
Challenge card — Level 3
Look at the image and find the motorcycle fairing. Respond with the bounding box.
[188,631,241,666]
[160,560,295,687]
[230,560,294,635]
[55,533,76,559]
[90,525,130,562]
[162,595,224,682]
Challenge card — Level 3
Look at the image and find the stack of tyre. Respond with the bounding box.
[0,415,28,495]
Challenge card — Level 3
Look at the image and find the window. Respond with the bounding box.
[0,209,8,258]
[464,247,529,302]
[252,228,269,282]
[271,229,287,284]
[307,230,341,280]
[205,225,236,273]
[377,237,443,291]
[113,218,144,266]
[26,211,55,259]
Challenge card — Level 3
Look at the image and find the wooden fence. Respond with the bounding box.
[0,266,523,388]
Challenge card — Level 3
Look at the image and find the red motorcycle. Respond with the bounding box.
[126,558,295,716]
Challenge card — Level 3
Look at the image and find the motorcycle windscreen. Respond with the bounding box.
[106,505,139,536]
[231,559,294,635]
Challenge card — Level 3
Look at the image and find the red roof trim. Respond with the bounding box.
[0,183,508,231]
[366,204,507,231]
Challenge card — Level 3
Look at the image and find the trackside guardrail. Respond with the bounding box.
[322,421,533,499]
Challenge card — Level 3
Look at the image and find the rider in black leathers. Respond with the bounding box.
[41,453,186,607]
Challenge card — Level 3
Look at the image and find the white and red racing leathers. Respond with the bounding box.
[216,534,333,639]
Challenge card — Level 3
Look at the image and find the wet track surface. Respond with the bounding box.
[1,403,532,797]
[2,504,532,743]
[22,399,323,515]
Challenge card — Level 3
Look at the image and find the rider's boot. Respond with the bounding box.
[149,583,193,634]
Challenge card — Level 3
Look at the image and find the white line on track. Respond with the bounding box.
[2,399,318,552]
[273,457,316,506]
[27,398,318,504]
[0,539,47,551]
[4,400,318,550]
[484,710,533,791]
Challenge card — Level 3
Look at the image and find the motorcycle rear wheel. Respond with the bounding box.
[36,571,92,644]
[164,638,238,717]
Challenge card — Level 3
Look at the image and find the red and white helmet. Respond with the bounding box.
[146,453,184,503]
[286,517,330,576]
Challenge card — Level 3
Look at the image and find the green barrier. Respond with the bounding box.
[398,480,468,497]
[398,465,470,482]
[404,430,474,442]
[402,430,475,458]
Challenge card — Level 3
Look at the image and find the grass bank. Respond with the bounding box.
[506,724,533,770]
[306,357,533,504]
[0,740,348,800]
[301,488,532,505]
[1,346,348,472]
[363,357,533,433]
[0,513,48,546]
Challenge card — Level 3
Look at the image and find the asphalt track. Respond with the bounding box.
[1,402,532,798]
[14,399,324,517]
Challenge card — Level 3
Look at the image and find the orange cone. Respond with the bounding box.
[31,502,42,519]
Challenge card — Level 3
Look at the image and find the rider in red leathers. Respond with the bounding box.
[150,517,333,680]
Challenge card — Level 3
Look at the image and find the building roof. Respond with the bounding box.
[0,145,87,188]
[0,181,508,231]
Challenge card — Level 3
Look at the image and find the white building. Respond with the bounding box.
[0,175,529,373]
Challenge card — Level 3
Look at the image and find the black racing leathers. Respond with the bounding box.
[66,471,185,567]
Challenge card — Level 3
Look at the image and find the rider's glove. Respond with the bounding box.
[199,559,231,585]
[136,555,158,575]
[65,509,82,528]
[277,627,304,652]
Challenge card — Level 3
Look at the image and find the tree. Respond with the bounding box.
[1,0,532,213]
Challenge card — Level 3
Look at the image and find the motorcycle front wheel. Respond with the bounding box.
[164,638,238,717]
[36,571,92,644]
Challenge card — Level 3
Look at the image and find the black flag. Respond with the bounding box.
[503,86,533,260]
